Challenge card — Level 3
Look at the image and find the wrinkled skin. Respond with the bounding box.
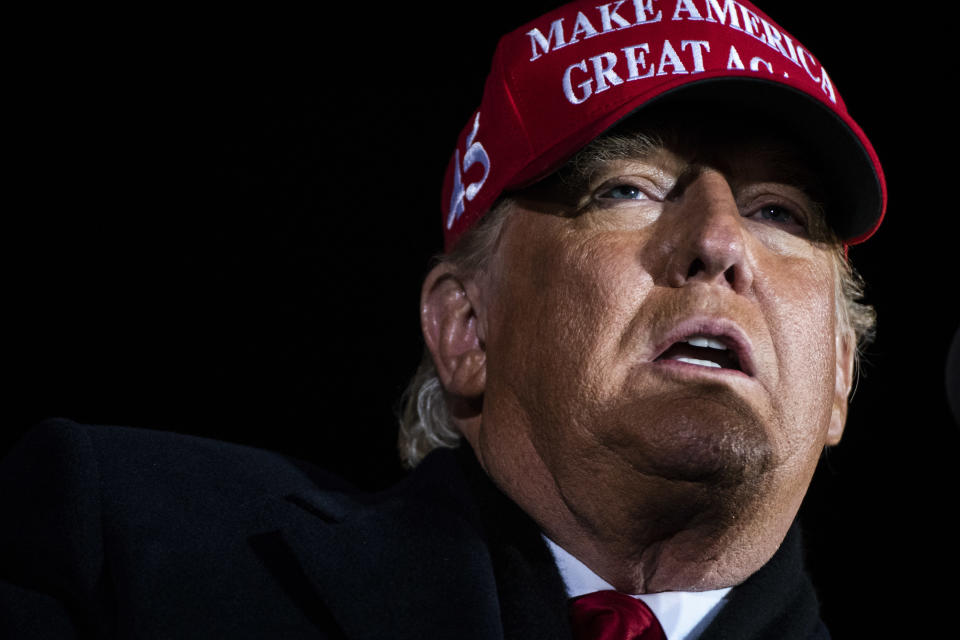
[421,123,854,593]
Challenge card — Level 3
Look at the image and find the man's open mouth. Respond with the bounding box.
[653,331,753,376]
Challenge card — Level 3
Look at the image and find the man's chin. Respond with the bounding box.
[600,392,776,488]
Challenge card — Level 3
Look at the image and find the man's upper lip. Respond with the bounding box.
[650,317,756,377]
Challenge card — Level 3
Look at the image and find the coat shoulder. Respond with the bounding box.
[5,418,357,498]
[0,418,371,638]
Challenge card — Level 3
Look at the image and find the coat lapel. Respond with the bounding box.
[258,446,573,640]
[262,448,504,639]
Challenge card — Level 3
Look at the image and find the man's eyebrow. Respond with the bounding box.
[555,131,666,190]
[572,132,664,168]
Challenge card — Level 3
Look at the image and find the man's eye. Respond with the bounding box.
[759,205,793,222]
[599,185,644,200]
[750,204,805,230]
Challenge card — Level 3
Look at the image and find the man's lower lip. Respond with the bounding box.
[653,358,752,379]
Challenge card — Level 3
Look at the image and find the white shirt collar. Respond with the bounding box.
[544,536,731,640]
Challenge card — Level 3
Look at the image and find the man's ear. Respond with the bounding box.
[827,330,856,446]
[420,263,487,401]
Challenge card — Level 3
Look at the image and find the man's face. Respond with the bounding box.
[461,118,854,562]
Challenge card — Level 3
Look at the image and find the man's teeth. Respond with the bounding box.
[685,335,727,350]
[674,356,722,368]
[657,334,740,370]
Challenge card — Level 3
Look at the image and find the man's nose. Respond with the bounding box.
[661,170,754,294]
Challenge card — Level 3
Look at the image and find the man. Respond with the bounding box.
[1,1,884,638]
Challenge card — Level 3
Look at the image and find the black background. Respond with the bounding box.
[8,2,959,637]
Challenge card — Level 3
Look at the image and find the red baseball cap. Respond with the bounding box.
[441,0,886,251]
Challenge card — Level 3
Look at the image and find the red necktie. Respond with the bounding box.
[569,590,667,640]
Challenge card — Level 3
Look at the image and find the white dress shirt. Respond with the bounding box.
[544,536,731,640]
